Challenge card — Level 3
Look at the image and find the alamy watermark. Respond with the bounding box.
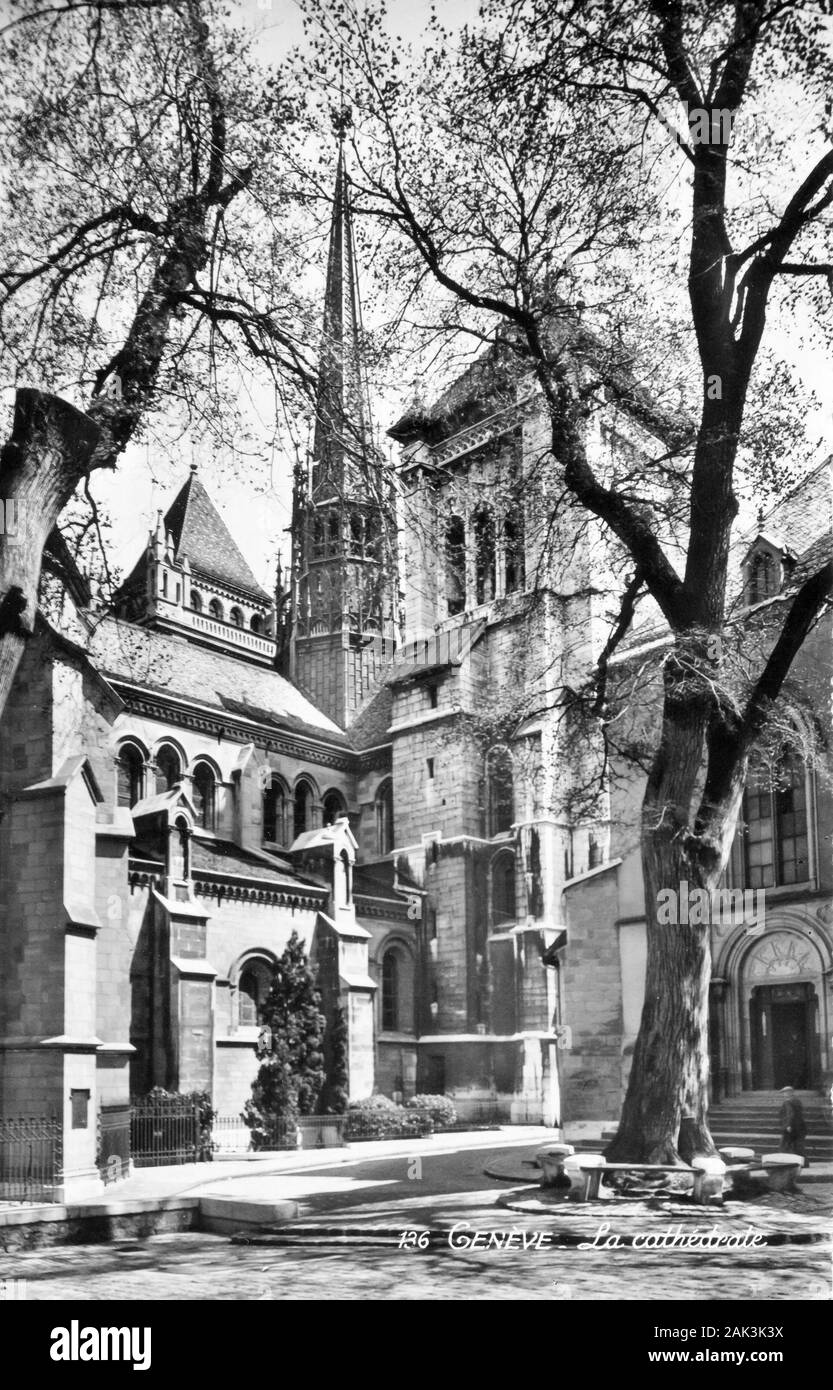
[657,881,765,935]
[0,500,21,541]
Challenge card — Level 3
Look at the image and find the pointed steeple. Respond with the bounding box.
[286,116,398,726]
[312,109,373,498]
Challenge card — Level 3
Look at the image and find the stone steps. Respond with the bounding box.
[566,1092,833,1160]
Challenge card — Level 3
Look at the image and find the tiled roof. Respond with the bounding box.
[384,623,487,687]
[165,471,270,600]
[88,617,347,741]
[190,835,323,889]
[354,861,418,902]
[347,683,393,749]
[791,531,833,587]
[742,457,832,556]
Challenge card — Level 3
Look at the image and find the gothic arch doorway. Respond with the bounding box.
[750,983,818,1088]
[711,919,832,1098]
[742,931,822,1090]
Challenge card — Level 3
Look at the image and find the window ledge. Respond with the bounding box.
[760,879,817,899]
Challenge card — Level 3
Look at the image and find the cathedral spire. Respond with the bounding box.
[312,109,372,497]
[286,118,398,727]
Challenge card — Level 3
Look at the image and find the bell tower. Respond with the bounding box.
[287,112,398,728]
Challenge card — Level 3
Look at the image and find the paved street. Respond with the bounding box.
[2,1140,830,1301]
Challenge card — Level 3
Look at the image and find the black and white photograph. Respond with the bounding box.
[0,0,831,1345]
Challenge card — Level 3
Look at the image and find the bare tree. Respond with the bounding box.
[0,0,319,713]
[301,0,833,1159]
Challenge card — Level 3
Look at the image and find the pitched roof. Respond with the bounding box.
[88,616,347,742]
[164,469,270,600]
[347,682,393,749]
[742,457,832,557]
[190,835,324,891]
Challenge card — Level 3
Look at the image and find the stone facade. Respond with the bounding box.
[1,138,830,1199]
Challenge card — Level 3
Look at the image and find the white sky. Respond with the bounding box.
[89,0,832,596]
[91,0,483,593]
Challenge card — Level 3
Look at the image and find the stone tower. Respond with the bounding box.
[287,119,398,728]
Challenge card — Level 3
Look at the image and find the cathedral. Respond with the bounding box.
[0,135,830,1196]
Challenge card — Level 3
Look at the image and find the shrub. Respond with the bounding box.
[319,1005,350,1115]
[407,1094,457,1129]
[345,1094,432,1140]
[243,932,327,1146]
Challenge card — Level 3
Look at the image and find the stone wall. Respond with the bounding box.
[560,864,624,1121]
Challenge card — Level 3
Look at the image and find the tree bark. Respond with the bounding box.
[0,388,100,713]
[605,629,749,1164]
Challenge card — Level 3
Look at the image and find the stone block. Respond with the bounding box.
[198,1195,299,1234]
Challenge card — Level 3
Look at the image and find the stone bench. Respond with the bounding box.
[576,1155,726,1204]
[760,1153,804,1193]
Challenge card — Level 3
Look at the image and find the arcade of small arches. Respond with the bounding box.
[309,505,385,563]
[115,739,395,854]
[262,772,394,857]
[115,738,220,831]
[189,589,269,635]
[444,501,525,618]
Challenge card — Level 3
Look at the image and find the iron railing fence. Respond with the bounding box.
[98,1103,131,1183]
[131,1098,543,1164]
[129,1097,212,1168]
[212,1113,347,1155]
[0,1116,63,1203]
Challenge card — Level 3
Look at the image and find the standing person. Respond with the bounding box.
[779,1086,809,1165]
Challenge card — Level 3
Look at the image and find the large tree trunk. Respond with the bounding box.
[606,829,715,1164]
[0,388,100,713]
[605,634,749,1163]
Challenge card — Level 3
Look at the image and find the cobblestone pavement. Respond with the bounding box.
[1,1146,830,1301]
[1,1222,829,1301]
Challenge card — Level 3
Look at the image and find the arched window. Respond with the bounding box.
[474,504,495,604]
[349,511,363,557]
[190,590,203,613]
[503,505,525,595]
[229,606,244,628]
[250,613,263,634]
[491,849,516,928]
[381,946,415,1033]
[262,777,286,845]
[743,748,810,888]
[208,598,224,621]
[238,958,274,1027]
[323,790,347,825]
[155,745,181,793]
[486,745,514,836]
[170,816,190,880]
[376,778,394,856]
[293,780,314,840]
[382,952,399,1031]
[192,762,217,831]
[446,514,466,616]
[341,848,352,904]
[117,742,145,808]
[312,515,325,559]
[365,512,383,562]
[326,510,340,556]
[748,550,777,605]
